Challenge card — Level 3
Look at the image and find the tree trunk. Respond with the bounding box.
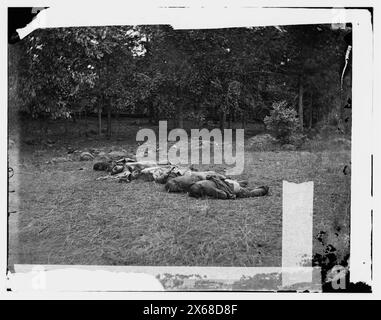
[98,107,102,136]
[316,107,320,124]
[106,105,112,139]
[44,120,49,137]
[40,118,49,139]
[176,87,183,129]
[309,92,313,129]
[154,107,159,124]
[77,111,83,137]
[148,102,154,124]
[298,77,304,129]
[177,103,183,129]
[64,119,68,136]
[228,112,232,129]
[151,100,159,125]
[339,89,344,123]
[115,111,119,135]
[241,113,246,129]
[84,110,88,137]
[220,111,226,131]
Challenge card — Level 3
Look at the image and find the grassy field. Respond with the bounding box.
[8,117,351,271]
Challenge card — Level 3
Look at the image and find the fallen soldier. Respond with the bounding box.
[165,174,204,193]
[125,160,160,172]
[96,169,131,182]
[93,157,135,172]
[137,165,190,184]
[189,179,235,199]
[93,161,114,172]
[235,185,269,198]
[164,171,227,193]
[94,159,175,183]
[93,159,269,199]
[111,164,125,175]
[189,175,269,199]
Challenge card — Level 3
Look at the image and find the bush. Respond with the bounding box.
[264,101,300,144]
[184,110,206,126]
[315,109,349,139]
[326,110,340,126]
[247,133,278,151]
[319,124,338,139]
[289,131,307,148]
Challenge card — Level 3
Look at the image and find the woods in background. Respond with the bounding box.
[8,24,352,138]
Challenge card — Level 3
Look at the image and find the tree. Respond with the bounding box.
[18,25,139,137]
[264,100,300,144]
[277,25,348,129]
[12,24,350,136]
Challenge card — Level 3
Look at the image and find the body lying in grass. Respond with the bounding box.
[164,172,226,192]
[93,159,269,199]
[94,159,195,183]
[189,178,269,199]
[166,174,269,199]
[93,157,137,173]
[94,160,218,185]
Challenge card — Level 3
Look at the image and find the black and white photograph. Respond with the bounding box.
[2,2,378,299]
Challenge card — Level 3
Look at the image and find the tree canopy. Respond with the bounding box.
[11,24,351,135]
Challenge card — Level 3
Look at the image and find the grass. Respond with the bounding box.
[8,117,351,270]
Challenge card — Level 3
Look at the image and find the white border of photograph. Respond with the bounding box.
[1,0,378,299]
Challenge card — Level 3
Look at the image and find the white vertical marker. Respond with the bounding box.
[282,181,314,288]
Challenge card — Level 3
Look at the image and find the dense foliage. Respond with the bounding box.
[264,101,300,144]
[10,24,352,136]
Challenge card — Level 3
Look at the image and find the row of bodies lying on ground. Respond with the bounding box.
[93,157,269,200]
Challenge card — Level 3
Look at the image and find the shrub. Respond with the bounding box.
[319,124,338,139]
[247,133,278,151]
[184,110,206,126]
[315,109,349,139]
[326,110,340,126]
[264,101,300,144]
[289,131,308,148]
